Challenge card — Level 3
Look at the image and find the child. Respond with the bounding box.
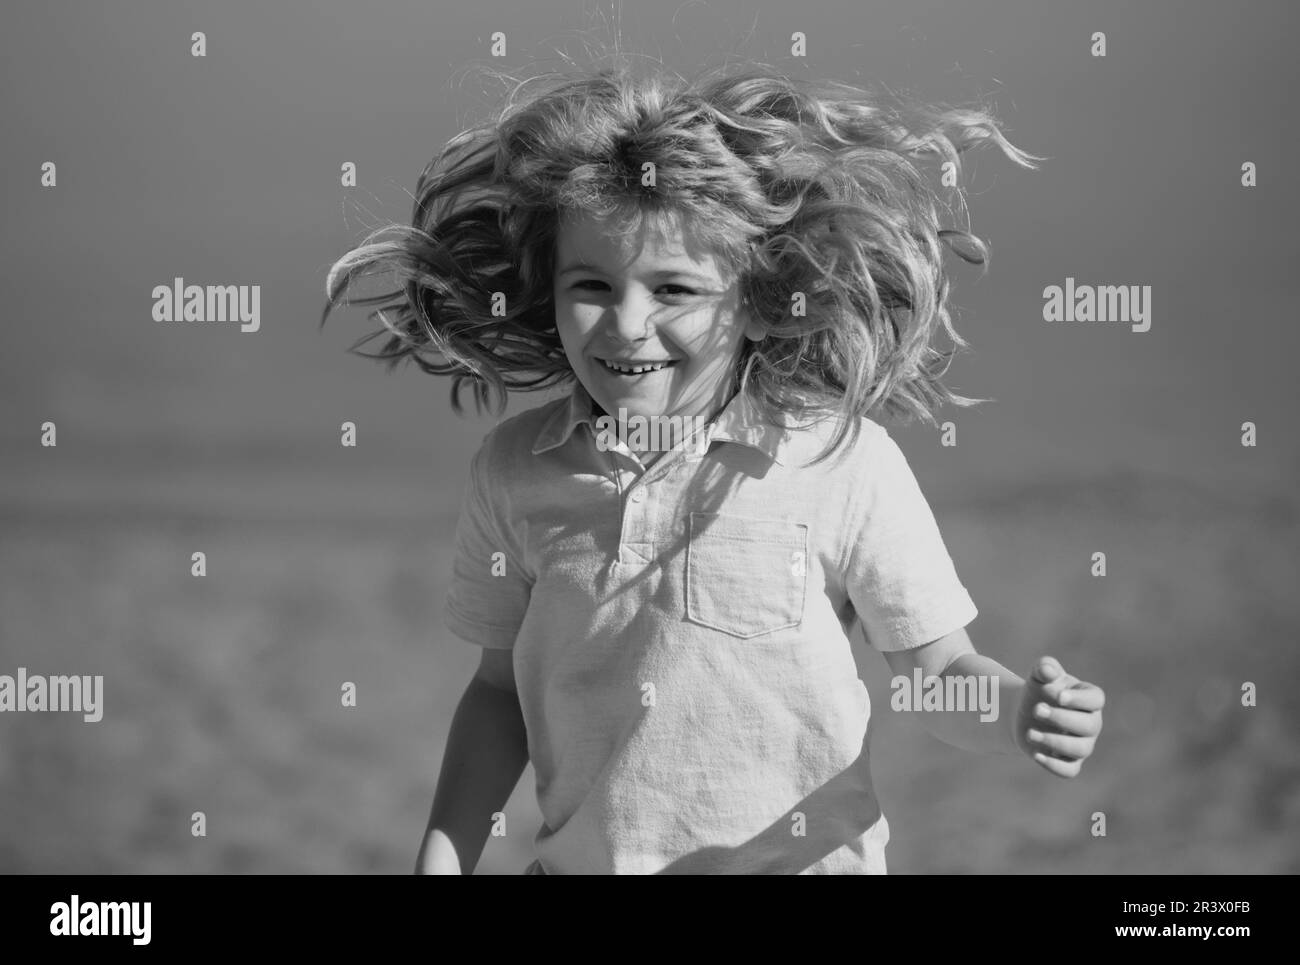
[322,57,1105,874]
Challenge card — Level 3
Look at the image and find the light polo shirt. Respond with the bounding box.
[444,380,978,874]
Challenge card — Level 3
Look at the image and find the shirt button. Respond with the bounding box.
[630,490,645,503]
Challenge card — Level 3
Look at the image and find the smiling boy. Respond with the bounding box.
[416,207,1104,875]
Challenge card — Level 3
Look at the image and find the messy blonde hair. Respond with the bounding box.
[321,53,1041,463]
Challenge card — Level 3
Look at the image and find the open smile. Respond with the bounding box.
[597,357,681,376]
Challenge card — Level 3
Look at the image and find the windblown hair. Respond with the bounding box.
[321,54,1042,463]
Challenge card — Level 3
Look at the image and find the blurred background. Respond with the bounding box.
[1,0,1297,873]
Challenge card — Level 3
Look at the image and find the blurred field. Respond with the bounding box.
[1,460,1296,874]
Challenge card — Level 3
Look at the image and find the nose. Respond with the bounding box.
[605,288,654,343]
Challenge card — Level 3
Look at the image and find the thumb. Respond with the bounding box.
[1031,656,1064,686]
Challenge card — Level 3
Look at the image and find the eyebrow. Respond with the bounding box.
[556,260,718,285]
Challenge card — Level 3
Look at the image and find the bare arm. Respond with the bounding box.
[881,627,1106,777]
[416,647,529,874]
[881,627,1025,755]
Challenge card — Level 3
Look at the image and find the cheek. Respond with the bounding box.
[555,296,596,326]
[552,301,587,347]
[665,309,749,359]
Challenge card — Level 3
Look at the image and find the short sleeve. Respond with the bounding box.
[443,429,533,649]
[842,429,978,652]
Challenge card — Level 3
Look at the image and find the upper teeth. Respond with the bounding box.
[603,359,671,374]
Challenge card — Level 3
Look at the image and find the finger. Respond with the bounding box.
[1042,671,1078,703]
[1031,656,1064,686]
[1026,728,1094,761]
[1033,751,1082,778]
[1031,702,1102,737]
[1030,657,1078,703]
[1058,682,1106,712]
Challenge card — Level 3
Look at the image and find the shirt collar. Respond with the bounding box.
[531,379,787,466]
[530,381,598,456]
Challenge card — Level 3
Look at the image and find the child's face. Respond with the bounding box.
[553,209,763,432]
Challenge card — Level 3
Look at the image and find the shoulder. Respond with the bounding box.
[781,408,896,473]
[781,412,930,529]
[470,395,570,482]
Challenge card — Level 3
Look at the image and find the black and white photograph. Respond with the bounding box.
[1,0,1295,930]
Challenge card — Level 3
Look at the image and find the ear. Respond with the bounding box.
[736,277,766,342]
[741,303,766,342]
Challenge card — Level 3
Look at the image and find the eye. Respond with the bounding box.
[571,279,609,291]
[658,284,696,297]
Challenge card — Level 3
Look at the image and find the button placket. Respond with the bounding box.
[619,449,682,569]
[600,435,685,572]
[599,446,645,571]
[620,463,649,567]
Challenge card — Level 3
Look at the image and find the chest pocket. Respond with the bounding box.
[685,512,808,638]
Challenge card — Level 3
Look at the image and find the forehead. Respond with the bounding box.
[555,209,731,280]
